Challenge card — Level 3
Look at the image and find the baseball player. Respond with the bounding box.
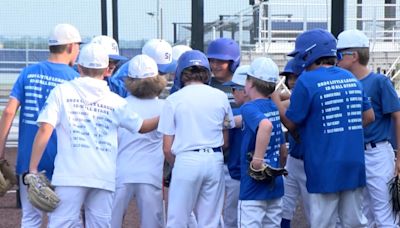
[221,65,249,228]
[0,23,81,227]
[158,50,235,228]
[87,35,128,97]
[272,28,375,228]
[278,59,311,228]
[237,57,284,227]
[110,54,167,228]
[28,43,159,227]
[337,29,400,227]
[111,39,173,97]
[205,37,242,228]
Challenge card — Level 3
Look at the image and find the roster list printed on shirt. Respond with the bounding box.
[66,98,115,152]
[317,78,363,134]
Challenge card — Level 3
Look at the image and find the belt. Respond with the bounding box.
[193,147,222,153]
[364,140,388,150]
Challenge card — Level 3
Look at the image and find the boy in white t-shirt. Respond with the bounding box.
[28,43,159,228]
[111,54,167,228]
[158,50,235,228]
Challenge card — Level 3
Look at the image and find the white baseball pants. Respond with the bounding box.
[48,186,113,228]
[111,183,164,228]
[223,165,240,228]
[309,188,367,228]
[238,198,282,228]
[281,155,310,222]
[19,175,44,228]
[363,141,397,227]
[166,151,225,228]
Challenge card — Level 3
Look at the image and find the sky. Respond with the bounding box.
[0,0,391,47]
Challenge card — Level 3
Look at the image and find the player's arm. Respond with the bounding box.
[163,134,175,166]
[222,129,229,151]
[362,108,375,127]
[29,123,54,174]
[392,111,400,175]
[252,119,273,169]
[0,98,20,160]
[139,116,159,133]
[271,91,296,133]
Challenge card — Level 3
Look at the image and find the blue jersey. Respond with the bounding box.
[360,72,400,144]
[286,66,371,193]
[109,62,129,97]
[288,133,303,159]
[10,61,79,178]
[227,108,243,180]
[239,98,284,200]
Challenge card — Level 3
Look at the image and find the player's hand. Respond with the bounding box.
[250,158,264,170]
[271,91,281,104]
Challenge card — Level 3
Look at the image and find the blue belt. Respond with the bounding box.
[193,147,222,153]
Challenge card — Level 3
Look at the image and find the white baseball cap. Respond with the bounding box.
[337,29,369,50]
[247,57,279,84]
[142,39,173,73]
[48,23,82,46]
[128,54,158,79]
[223,65,250,88]
[90,35,127,61]
[77,43,109,69]
[164,45,192,73]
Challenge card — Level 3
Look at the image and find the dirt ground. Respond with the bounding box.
[0,147,308,228]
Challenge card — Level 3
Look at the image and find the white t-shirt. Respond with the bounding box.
[116,95,165,188]
[158,84,235,154]
[37,77,143,191]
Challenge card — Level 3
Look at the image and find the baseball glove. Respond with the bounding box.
[23,172,60,212]
[389,175,400,213]
[163,160,172,188]
[0,159,17,197]
[248,161,288,182]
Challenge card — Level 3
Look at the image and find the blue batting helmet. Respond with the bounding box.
[288,29,337,68]
[174,50,211,89]
[206,38,241,72]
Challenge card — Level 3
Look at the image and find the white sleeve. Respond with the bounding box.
[157,99,175,135]
[114,104,144,133]
[36,86,61,128]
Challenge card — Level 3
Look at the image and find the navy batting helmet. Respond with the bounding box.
[174,50,211,89]
[288,29,337,68]
[206,38,241,72]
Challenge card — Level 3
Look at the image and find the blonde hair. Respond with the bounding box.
[124,76,167,98]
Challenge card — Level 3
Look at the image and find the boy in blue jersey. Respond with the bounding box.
[0,23,81,227]
[279,59,311,228]
[222,65,250,228]
[272,29,375,228]
[337,29,400,227]
[238,57,285,227]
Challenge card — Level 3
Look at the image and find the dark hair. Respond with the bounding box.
[315,56,337,66]
[49,44,68,54]
[124,76,167,99]
[181,66,210,86]
[247,76,275,97]
[79,66,106,78]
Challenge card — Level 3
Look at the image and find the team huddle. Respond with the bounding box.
[0,23,399,228]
